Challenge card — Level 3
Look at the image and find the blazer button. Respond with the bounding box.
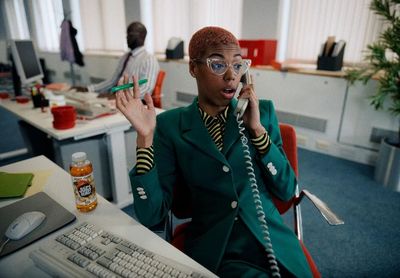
[222,165,230,172]
[231,201,238,209]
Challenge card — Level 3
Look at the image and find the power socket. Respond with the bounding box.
[316,140,330,151]
[296,134,308,146]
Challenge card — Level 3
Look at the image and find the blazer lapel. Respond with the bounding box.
[181,99,227,164]
[222,100,241,156]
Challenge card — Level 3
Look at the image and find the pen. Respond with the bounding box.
[111,79,148,93]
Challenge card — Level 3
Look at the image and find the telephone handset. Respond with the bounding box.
[234,71,251,118]
[235,70,281,277]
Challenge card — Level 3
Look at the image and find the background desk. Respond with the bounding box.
[0,98,163,208]
[0,156,216,277]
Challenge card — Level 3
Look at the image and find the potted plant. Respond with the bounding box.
[345,0,400,191]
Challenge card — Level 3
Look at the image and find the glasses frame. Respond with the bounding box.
[193,58,251,76]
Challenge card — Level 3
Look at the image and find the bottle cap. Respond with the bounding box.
[72,152,87,162]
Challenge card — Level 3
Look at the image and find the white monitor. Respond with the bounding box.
[10,40,44,85]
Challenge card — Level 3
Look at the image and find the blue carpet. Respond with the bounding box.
[297,148,400,278]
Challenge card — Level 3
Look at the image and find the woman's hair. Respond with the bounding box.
[189,26,239,60]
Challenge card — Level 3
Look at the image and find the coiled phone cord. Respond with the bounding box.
[236,113,281,278]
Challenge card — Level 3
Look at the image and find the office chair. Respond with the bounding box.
[152,70,166,108]
[169,123,344,277]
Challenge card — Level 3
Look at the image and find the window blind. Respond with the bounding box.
[79,0,126,52]
[31,0,64,52]
[2,0,30,39]
[151,0,243,54]
[285,0,383,63]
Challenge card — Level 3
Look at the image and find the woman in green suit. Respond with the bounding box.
[116,26,312,278]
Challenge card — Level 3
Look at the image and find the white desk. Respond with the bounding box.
[0,156,216,277]
[0,98,163,208]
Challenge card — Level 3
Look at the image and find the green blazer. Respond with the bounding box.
[130,98,312,277]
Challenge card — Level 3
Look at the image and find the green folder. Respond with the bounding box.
[0,172,34,198]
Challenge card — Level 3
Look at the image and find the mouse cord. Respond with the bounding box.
[0,238,10,255]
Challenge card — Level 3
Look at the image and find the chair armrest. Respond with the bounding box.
[296,189,344,225]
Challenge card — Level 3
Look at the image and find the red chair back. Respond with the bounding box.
[272,123,298,214]
[152,71,166,108]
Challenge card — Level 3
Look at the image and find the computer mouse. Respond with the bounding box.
[5,211,46,240]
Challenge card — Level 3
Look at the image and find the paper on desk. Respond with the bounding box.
[0,172,33,198]
[45,83,71,91]
[25,170,53,197]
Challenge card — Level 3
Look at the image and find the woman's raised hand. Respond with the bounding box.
[115,75,156,147]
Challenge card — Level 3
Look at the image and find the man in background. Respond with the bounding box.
[76,21,159,97]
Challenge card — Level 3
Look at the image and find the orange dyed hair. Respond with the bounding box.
[189,26,239,60]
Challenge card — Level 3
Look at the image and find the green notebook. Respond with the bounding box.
[0,172,34,198]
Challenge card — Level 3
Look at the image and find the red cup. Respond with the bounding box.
[51,105,76,129]
[15,96,30,103]
[0,92,9,99]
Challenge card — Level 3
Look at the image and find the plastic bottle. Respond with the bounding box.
[70,152,98,212]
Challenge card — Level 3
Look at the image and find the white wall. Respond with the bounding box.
[242,0,279,39]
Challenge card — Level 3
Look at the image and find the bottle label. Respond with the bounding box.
[72,173,97,205]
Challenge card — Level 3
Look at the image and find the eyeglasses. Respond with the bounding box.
[193,58,251,76]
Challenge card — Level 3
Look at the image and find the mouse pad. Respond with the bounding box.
[0,192,76,257]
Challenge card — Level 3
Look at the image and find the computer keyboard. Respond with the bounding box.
[29,222,210,278]
[53,90,100,102]
[50,90,116,119]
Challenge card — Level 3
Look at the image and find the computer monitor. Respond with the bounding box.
[9,40,44,85]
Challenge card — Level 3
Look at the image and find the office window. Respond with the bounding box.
[151,0,243,54]
[78,0,127,52]
[2,0,30,39]
[285,0,383,63]
[30,0,64,52]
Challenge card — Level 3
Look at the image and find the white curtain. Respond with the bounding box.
[285,0,383,63]
[152,0,243,54]
[31,0,64,52]
[2,0,30,39]
[78,0,126,52]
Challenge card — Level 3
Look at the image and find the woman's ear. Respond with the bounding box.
[189,60,197,78]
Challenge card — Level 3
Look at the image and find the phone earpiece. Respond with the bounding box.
[234,71,251,118]
[240,71,252,85]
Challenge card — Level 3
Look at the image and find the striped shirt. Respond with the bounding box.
[198,106,229,151]
[135,105,271,175]
[87,46,160,97]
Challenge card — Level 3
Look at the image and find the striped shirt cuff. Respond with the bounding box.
[135,146,155,175]
[250,132,271,155]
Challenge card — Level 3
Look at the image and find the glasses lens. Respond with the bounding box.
[209,60,227,75]
[233,61,245,74]
[206,59,251,75]
[238,60,250,75]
